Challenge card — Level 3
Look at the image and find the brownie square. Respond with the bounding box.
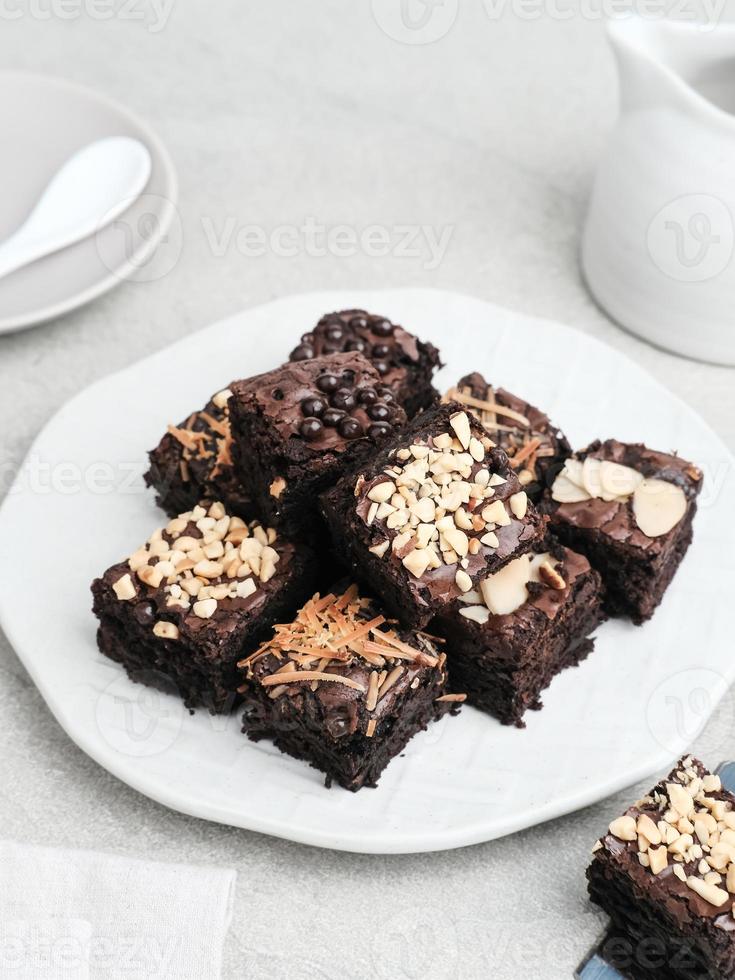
[588,757,735,979]
[321,401,547,630]
[542,439,703,624]
[228,352,407,532]
[444,372,571,501]
[145,386,253,519]
[436,540,605,726]
[91,501,317,712]
[239,584,462,791]
[289,309,440,417]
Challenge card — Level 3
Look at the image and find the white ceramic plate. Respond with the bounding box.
[0,71,178,334]
[1,289,733,854]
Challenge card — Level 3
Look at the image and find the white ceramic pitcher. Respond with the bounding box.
[582,17,735,365]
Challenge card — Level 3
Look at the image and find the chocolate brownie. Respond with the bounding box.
[444,373,570,501]
[91,501,316,712]
[542,439,702,624]
[228,352,407,533]
[435,540,605,726]
[320,401,547,630]
[290,309,440,417]
[588,757,735,979]
[239,584,462,790]
[145,387,252,519]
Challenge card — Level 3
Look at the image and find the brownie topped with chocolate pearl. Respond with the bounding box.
[228,352,408,533]
[289,309,441,418]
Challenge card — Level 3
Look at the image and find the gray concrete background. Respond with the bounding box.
[1,3,734,977]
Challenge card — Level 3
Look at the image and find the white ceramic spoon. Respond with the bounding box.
[0,137,151,281]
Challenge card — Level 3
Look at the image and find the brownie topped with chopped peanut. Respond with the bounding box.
[91,501,316,712]
[320,401,547,630]
[588,757,735,979]
[444,373,570,501]
[239,584,462,790]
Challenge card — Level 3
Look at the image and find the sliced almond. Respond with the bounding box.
[582,456,604,498]
[551,474,590,504]
[459,605,490,624]
[600,460,643,500]
[479,555,530,616]
[633,479,687,538]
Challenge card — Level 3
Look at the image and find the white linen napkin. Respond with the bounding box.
[0,841,236,980]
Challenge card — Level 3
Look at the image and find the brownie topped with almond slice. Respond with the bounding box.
[542,439,703,623]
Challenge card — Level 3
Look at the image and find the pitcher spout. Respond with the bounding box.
[607,16,735,122]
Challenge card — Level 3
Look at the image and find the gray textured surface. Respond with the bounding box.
[1,4,734,978]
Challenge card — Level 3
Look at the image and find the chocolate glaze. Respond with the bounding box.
[548,439,702,554]
[230,352,406,456]
[289,310,441,415]
[593,758,735,933]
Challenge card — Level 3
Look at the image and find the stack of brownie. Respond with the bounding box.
[91,307,703,790]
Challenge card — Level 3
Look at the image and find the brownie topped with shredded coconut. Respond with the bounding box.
[239,584,463,790]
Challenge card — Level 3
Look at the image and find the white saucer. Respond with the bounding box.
[1,289,732,853]
[0,71,177,334]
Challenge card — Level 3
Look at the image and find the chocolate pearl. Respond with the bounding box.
[338,416,364,439]
[368,402,391,422]
[322,408,346,427]
[300,417,323,441]
[291,344,314,361]
[372,343,391,359]
[345,338,366,353]
[341,369,355,384]
[368,422,393,440]
[373,361,390,376]
[489,448,509,470]
[376,386,395,403]
[373,318,394,337]
[301,396,326,418]
[325,324,344,342]
[358,387,378,405]
[316,372,339,393]
[331,388,357,412]
[350,315,368,330]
